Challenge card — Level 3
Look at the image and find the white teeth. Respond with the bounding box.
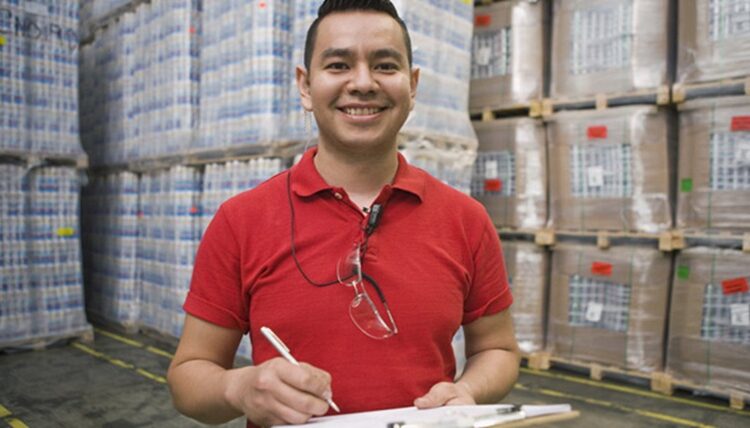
[343,107,380,116]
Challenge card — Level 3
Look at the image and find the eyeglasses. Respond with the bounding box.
[336,243,398,340]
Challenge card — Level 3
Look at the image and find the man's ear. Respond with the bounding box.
[296,65,313,111]
[409,67,420,111]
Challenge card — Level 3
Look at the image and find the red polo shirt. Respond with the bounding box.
[185,148,512,424]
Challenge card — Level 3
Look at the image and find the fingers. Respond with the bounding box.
[242,358,332,426]
[414,382,476,409]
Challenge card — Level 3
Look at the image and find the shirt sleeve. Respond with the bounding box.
[462,215,513,325]
[183,206,249,331]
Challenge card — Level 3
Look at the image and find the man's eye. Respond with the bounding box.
[325,62,348,70]
[376,63,399,71]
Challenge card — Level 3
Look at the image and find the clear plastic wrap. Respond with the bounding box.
[677,0,750,84]
[471,118,547,229]
[503,241,548,354]
[547,243,672,371]
[676,96,750,232]
[0,1,82,156]
[81,172,141,325]
[470,0,545,111]
[550,0,672,99]
[547,105,672,233]
[667,247,750,393]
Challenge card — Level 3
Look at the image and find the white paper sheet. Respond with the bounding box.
[275,404,572,427]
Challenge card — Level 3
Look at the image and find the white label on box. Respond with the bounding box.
[585,302,604,322]
[730,303,750,327]
[587,166,604,187]
[485,160,499,178]
[476,47,492,66]
[736,141,750,167]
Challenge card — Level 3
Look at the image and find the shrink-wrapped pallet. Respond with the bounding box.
[470,0,546,112]
[471,118,547,229]
[503,241,547,354]
[667,248,750,393]
[547,105,672,233]
[676,96,750,232]
[677,0,750,84]
[547,243,672,371]
[550,0,672,99]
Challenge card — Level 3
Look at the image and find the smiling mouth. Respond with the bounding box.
[339,107,387,116]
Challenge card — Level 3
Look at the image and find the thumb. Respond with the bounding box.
[414,382,456,409]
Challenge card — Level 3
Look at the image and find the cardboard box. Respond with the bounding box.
[472,118,547,229]
[667,247,750,392]
[550,0,672,99]
[547,106,673,233]
[547,243,671,371]
[676,96,750,232]
[503,240,548,354]
[470,0,546,111]
[677,0,750,84]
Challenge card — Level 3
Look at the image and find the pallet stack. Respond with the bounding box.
[469,0,749,408]
[0,1,92,350]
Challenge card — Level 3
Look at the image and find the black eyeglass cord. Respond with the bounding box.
[286,169,390,307]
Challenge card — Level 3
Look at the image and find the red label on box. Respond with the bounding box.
[731,116,750,131]
[587,126,608,139]
[722,277,749,295]
[484,179,502,192]
[475,15,492,27]
[189,206,199,215]
[591,261,613,276]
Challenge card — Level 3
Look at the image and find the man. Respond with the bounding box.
[167,1,520,427]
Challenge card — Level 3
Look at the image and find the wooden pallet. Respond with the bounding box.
[678,230,750,253]
[86,312,140,335]
[518,228,685,251]
[541,85,671,117]
[0,149,89,169]
[469,101,544,121]
[0,327,94,353]
[523,352,749,410]
[672,76,750,104]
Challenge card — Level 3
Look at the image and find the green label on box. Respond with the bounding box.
[677,265,690,280]
[680,178,693,192]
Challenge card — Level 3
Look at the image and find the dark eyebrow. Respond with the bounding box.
[320,47,354,61]
[319,47,406,64]
[371,48,405,64]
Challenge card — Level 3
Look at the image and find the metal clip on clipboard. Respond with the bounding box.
[388,405,526,428]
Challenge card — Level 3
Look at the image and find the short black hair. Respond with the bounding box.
[303,0,413,71]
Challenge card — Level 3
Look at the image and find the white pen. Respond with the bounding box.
[260,326,341,413]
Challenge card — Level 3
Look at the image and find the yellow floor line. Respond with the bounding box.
[6,419,30,428]
[71,342,166,385]
[93,328,174,359]
[519,382,715,428]
[0,405,10,418]
[94,328,144,348]
[521,367,750,416]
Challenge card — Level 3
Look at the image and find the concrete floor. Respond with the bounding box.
[1,326,748,427]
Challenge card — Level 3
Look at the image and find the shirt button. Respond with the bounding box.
[333,192,343,200]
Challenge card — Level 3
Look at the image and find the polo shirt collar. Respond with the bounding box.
[290,147,425,201]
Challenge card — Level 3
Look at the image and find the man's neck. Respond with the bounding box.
[313,144,399,209]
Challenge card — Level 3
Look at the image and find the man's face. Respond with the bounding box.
[297,11,419,154]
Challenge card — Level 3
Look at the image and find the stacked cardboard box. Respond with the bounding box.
[677,0,750,84]
[470,0,546,111]
[676,95,750,231]
[503,241,547,354]
[547,105,672,233]
[667,247,750,393]
[550,0,672,99]
[547,243,671,371]
[472,118,547,229]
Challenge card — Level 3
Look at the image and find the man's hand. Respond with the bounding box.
[223,357,333,426]
[413,381,476,409]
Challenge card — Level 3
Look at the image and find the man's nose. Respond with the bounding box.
[347,64,377,95]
